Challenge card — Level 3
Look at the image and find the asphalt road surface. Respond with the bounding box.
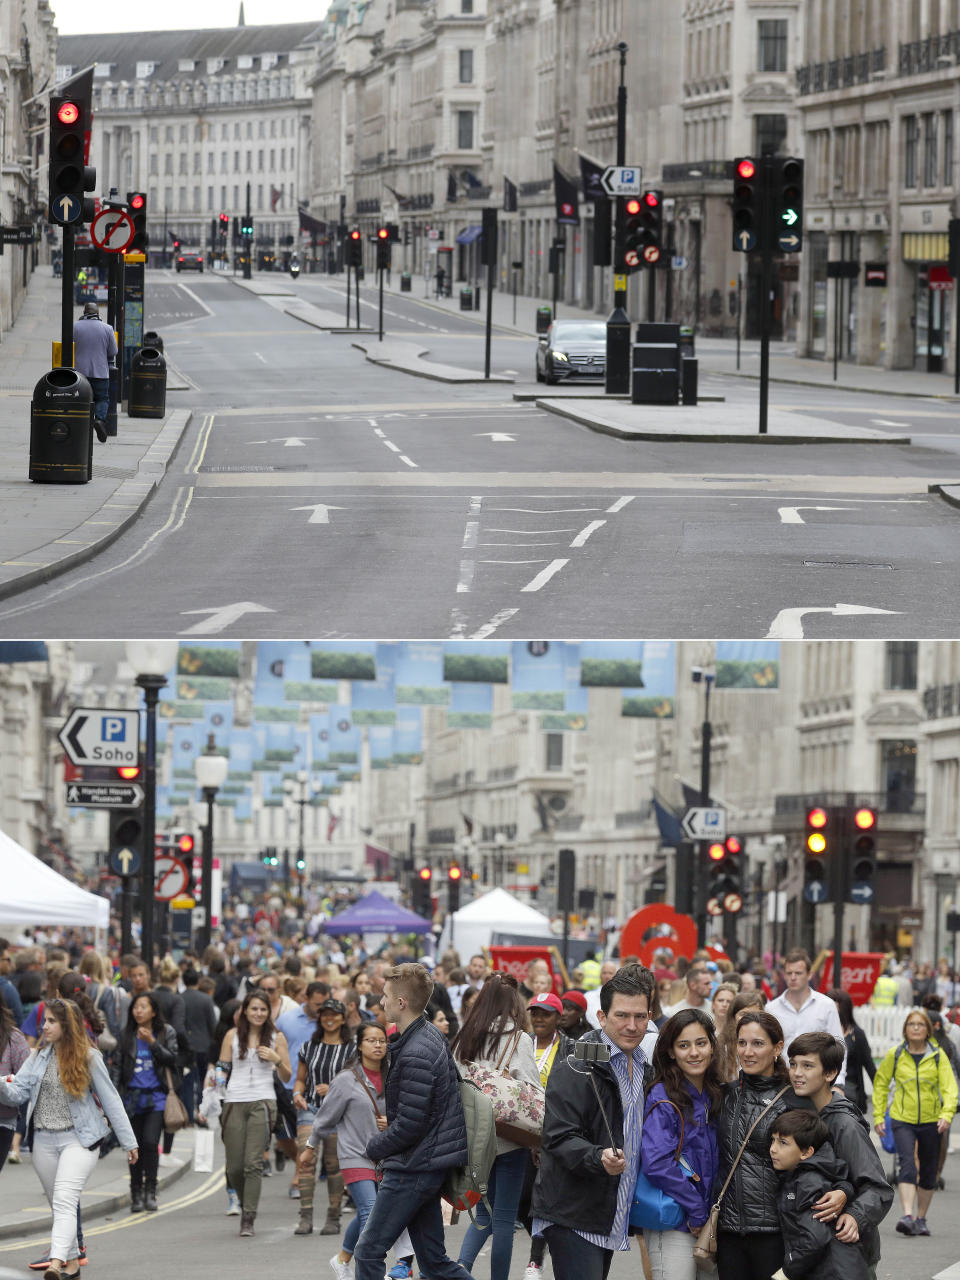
[4,269,960,639]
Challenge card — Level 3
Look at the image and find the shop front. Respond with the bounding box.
[903,232,952,373]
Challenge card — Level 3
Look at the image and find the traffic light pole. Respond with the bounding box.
[346,263,351,327]
[831,802,850,990]
[243,183,252,280]
[60,224,74,367]
[355,263,361,330]
[696,676,713,947]
[378,262,384,342]
[606,43,631,396]
[758,159,774,436]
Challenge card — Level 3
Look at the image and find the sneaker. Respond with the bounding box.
[896,1214,916,1235]
[524,1265,543,1280]
[78,1248,88,1268]
[388,1263,413,1280]
[330,1258,352,1280]
[226,1190,241,1216]
[28,1258,51,1272]
[263,1158,274,1178]
[275,1149,286,1174]
[914,1217,931,1236]
[7,1151,21,1164]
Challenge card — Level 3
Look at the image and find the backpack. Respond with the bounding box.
[441,1070,498,1224]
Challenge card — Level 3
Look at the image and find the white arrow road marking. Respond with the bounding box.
[766,603,903,640]
[777,506,857,525]
[521,559,570,592]
[179,602,276,635]
[250,437,314,447]
[291,503,346,525]
[871,419,910,427]
[570,520,606,547]
[474,432,517,442]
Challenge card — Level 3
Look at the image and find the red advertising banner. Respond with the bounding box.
[619,904,698,968]
[487,945,568,995]
[818,952,884,1005]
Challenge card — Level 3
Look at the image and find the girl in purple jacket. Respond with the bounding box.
[640,1009,722,1280]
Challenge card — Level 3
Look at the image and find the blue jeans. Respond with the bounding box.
[88,376,109,422]
[354,1168,473,1280]
[458,1147,529,1280]
[343,1178,379,1253]
[541,1225,613,1280]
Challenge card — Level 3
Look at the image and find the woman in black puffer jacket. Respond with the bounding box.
[716,1010,849,1280]
[117,993,181,1214]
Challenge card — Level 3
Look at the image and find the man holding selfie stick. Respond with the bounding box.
[531,969,650,1280]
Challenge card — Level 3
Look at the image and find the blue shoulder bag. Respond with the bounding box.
[630,1097,700,1231]
[880,1044,905,1154]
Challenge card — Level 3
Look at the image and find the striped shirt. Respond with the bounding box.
[298,1037,355,1097]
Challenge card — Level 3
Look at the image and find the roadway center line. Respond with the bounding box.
[384,441,402,453]
[373,428,386,437]
[253,351,268,364]
[469,608,520,639]
[479,541,561,547]
[399,455,418,468]
[486,527,576,534]
[606,495,636,513]
[456,560,476,593]
[520,559,570,591]
[462,521,479,551]
[570,520,606,547]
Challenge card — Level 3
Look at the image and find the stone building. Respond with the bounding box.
[55,21,319,260]
[795,0,960,374]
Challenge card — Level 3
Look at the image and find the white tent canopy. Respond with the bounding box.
[439,887,553,960]
[0,827,109,929]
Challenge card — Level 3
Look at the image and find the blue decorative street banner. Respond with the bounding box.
[443,641,509,683]
[715,641,780,688]
[511,641,570,711]
[448,681,493,728]
[311,641,377,680]
[395,641,450,705]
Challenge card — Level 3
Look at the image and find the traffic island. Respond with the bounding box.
[352,339,514,383]
[536,398,911,444]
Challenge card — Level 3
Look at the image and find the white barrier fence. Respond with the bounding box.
[855,1005,909,1060]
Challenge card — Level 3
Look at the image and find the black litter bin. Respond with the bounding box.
[143,329,163,354]
[536,305,553,334]
[473,285,481,311]
[681,356,698,406]
[459,286,473,311]
[400,272,412,293]
[29,368,94,484]
[631,343,680,405]
[129,346,167,419]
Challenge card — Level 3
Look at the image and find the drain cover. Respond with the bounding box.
[803,560,894,569]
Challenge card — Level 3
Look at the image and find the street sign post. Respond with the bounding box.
[59,708,140,766]
[681,807,726,840]
[804,880,829,904]
[90,208,135,255]
[849,881,874,904]
[65,781,143,808]
[154,854,190,901]
[109,846,141,878]
[601,166,642,197]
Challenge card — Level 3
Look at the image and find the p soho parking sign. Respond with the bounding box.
[59,708,140,767]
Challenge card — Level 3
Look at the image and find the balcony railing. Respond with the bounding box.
[900,32,959,77]
[796,47,885,95]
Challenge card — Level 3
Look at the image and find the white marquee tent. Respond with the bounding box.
[0,827,109,929]
[438,887,554,959]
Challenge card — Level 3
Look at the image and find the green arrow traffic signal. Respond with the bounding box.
[781,208,798,226]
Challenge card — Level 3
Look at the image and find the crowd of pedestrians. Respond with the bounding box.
[3,925,960,1280]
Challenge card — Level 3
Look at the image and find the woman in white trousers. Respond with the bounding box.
[0,999,137,1280]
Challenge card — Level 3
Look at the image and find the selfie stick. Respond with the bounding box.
[566,1050,621,1158]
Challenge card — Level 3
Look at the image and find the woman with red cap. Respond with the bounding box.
[558,991,592,1041]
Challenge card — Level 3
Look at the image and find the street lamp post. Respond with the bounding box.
[284,770,310,912]
[694,667,715,947]
[125,641,178,970]
[195,734,228,954]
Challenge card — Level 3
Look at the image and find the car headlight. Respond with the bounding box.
[551,350,568,362]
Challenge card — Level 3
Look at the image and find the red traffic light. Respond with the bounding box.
[708,842,726,862]
[177,834,195,855]
[57,101,80,126]
[806,806,828,829]
[724,836,742,855]
[130,193,145,210]
[737,159,756,180]
[643,192,660,207]
[625,198,642,216]
[418,866,432,881]
[854,807,876,830]
[117,765,140,781]
[448,864,463,881]
[349,229,361,241]
[377,227,389,240]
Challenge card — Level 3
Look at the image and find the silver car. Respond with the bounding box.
[536,319,607,384]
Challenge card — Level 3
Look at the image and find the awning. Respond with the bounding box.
[456,224,483,245]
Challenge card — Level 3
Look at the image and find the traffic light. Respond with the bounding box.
[347,228,362,268]
[413,865,432,916]
[219,212,229,229]
[376,225,391,271]
[732,158,759,253]
[127,192,148,252]
[849,805,877,901]
[241,215,254,239]
[448,862,463,913]
[707,840,728,905]
[773,157,803,252]
[173,831,195,857]
[639,190,663,263]
[804,805,830,898]
[49,95,96,225]
[172,238,181,251]
[385,223,400,243]
[296,855,306,872]
[262,847,279,868]
[619,197,644,273]
[109,809,144,875]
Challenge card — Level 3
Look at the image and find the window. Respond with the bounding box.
[880,740,917,811]
[258,149,264,171]
[270,148,275,169]
[193,152,201,174]
[923,112,938,186]
[757,19,787,71]
[459,50,474,83]
[234,151,240,172]
[207,185,214,210]
[207,153,214,173]
[754,113,787,156]
[149,154,157,176]
[461,0,473,10]
[150,126,158,144]
[164,154,173,175]
[945,111,954,186]
[179,154,187,175]
[164,126,173,143]
[885,641,918,690]
[905,115,918,187]
[545,734,564,771]
[457,110,474,149]
[179,124,187,142]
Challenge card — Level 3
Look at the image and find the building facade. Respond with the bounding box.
[55,22,319,260]
[796,0,960,373]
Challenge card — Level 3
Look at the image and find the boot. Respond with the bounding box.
[294,1210,313,1236]
[320,1170,344,1234]
[144,1182,158,1212]
[239,1212,255,1238]
[130,1186,144,1213]
[319,1209,341,1235]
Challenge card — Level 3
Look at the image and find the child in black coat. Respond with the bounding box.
[769,1109,867,1280]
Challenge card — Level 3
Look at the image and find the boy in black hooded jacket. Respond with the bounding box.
[770,1110,867,1280]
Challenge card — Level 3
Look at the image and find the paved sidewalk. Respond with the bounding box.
[0,270,192,601]
[352,338,512,383]
[0,1131,198,1241]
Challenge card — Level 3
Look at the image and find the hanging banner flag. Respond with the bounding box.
[715,641,780,689]
[330,705,361,763]
[622,641,675,718]
[311,641,377,681]
[511,641,569,711]
[393,706,423,763]
[554,164,580,225]
[285,680,338,703]
[255,642,311,705]
[578,153,607,203]
[580,640,645,688]
[448,682,493,729]
[369,724,394,768]
[177,643,240,678]
[443,641,509,683]
[310,711,330,764]
[503,176,518,212]
[395,641,449,705]
[351,644,396,724]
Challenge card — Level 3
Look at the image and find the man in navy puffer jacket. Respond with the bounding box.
[354,963,473,1280]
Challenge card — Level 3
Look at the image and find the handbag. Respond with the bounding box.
[630,1098,699,1231]
[92,986,117,1054]
[693,1084,790,1262]
[193,1125,215,1172]
[460,1033,545,1135]
[163,1067,189,1133]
